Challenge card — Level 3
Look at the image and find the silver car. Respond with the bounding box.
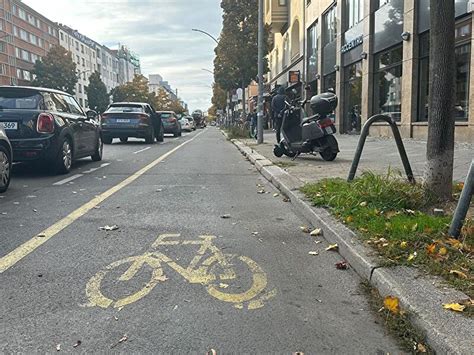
[0,123,12,193]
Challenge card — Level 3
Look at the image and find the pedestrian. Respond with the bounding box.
[271,86,287,143]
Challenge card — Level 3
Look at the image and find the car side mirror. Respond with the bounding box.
[86,110,98,120]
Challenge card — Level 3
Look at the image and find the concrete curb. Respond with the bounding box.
[225,131,473,354]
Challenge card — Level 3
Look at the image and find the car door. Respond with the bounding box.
[65,95,96,156]
[48,93,84,157]
[147,104,160,135]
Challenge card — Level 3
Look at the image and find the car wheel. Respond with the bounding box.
[156,125,164,142]
[103,136,113,144]
[120,137,128,143]
[55,138,73,174]
[91,135,103,162]
[0,145,11,193]
[178,130,182,137]
[145,129,155,144]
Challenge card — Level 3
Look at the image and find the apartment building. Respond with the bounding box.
[149,74,178,101]
[96,45,119,94]
[112,45,140,85]
[265,0,474,143]
[0,0,59,86]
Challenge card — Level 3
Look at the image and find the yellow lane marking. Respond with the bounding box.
[0,132,204,274]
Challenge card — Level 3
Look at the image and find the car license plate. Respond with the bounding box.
[2,122,18,130]
[325,126,333,134]
[116,119,130,123]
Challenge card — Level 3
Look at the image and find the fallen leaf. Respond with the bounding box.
[99,225,119,231]
[449,270,468,279]
[345,216,354,223]
[426,243,437,254]
[219,283,229,289]
[326,244,339,251]
[442,303,465,312]
[300,226,311,234]
[438,247,448,256]
[384,296,400,314]
[73,341,81,348]
[257,189,265,194]
[220,214,231,219]
[405,209,416,215]
[417,343,427,353]
[111,335,128,348]
[423,227,433,234]
[310,228,323,237]
[173,305,178,310]
[359,201,367,207]
[407,252,417,262]
[314,240,322,245]
[400,241,408,249]
[251,232,259,235]
[273,193,279,197]
[207,350,217,355]
[411,223,418,232]
[56,344,61,351]
[335,261,349,270]
[308,251,319,256]
[445,238,462,249]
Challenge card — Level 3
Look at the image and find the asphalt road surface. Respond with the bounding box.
[0,128,403,353]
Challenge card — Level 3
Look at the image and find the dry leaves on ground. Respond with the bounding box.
[383,296,400,314]
[449,270,468,279]
[326,244,339,251]
[300,226,311,234]
[310,228,323,237]
[442,303,465,312]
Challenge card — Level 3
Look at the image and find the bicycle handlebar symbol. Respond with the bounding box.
[86,234,276,310]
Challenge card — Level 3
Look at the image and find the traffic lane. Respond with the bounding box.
[0,128,402,352]
[0,131,197,258]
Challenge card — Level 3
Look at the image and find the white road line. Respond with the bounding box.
[53,174,83,186]
[83,163,111,174]
[134,147,152,154]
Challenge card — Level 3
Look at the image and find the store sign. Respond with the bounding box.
[289,70,301,83]
[341,35,363,54]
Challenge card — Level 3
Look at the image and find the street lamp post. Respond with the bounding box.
[257,0,264,144]
[202,68,214,75]
[192,29,219,44]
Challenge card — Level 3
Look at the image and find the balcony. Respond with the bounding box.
[265,0,289,32]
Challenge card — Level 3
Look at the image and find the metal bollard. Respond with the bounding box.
[449,161,473,238]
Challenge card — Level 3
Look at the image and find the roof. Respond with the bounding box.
[0,86,71,95]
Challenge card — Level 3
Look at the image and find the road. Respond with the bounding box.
[0,128,402,353]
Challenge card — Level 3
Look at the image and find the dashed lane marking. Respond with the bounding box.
[0,131,205,274]
[133,147,151,154]
[53,174,83,186]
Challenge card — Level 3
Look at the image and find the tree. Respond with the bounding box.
[423,0,456,200]
[213,0,269,114]
[32,45,77,94]
[212,83,227,111]
[111,74,154,104]
[168,99,186,115]
[86,72,109,113]
[153,88,172,111]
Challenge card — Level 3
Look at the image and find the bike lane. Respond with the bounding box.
[0,129,404,353]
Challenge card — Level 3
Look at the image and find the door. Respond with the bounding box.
[343,61,363,134]
[65,95,96,155]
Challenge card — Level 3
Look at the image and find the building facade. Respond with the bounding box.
[149,74,178,101]
[113,45,140,85]
[96,45,119,94]
[0,0,59,86]
[266,0,474,143]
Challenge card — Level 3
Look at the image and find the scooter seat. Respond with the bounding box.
[301,114,319,126]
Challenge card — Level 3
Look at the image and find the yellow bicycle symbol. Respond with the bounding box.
[86,234,276,310]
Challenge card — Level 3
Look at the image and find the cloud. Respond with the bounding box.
[23,0,222,112]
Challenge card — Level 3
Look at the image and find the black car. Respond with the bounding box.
[0,123,12,193]
[0,86,102,174]
[101,102,164,144]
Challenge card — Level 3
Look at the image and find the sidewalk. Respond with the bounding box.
[225,129,474,354]
[241,132,473,183]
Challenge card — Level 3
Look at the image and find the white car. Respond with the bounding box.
[0,123,12,193]
[179,116,193,132]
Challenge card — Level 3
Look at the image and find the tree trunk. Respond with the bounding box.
[423,0,456,200]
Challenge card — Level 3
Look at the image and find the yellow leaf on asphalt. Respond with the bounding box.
[449,270,468,279]
[308,251,319,256]
[383,296,400,314]
[443,303,465,312]
[310,228,323,237]
[326,244,339,251]
[438,247,448,256]
[300,226,311,233]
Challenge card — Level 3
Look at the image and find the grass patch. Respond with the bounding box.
[301,171,474,299]
[274,161,297,168]
[361,282,433,354]
[225,126,249,140]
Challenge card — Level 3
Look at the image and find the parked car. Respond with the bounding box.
[186,116,196,130]
[179,116,193,132]
[0,123,12,193]
[158,111,182,137]
[101,102,164,144]
[0,86,102,174]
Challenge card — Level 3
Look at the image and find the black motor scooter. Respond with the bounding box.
[273,92,340,161]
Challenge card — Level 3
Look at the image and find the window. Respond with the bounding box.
[76,55,80,64]
[15,47,20,58]
[323,5,337,45]
[78,84,82,93]
[0,89,42,109]
[373,45,403,120]
[279,0,287,5]
[23,70,31,81]
[82,58,85,66]
[307,22,318,81]
[60,32,64,41]
[282,35,289,68]
[79,98,83,107]
[29,33,37,45]
[81,44,84,54]
[38,38,42,47]
[20,29,28,41]
[28,14,35,25]
[64,95,84,113]
[18,8,26,20]
[0,64,6,75]
[345,0,363,30]
[16,68,22,79]
[49,93,70,113]
[323,72,336,92]
[75,41,79,50]
[36,19,41,28]
[21,49,29,61]
[31,53,38,63]
[291,20,300,59]
[0,42,5,53]
[418,21,471,121]
[375,0,390,9]
[13,26,18,36]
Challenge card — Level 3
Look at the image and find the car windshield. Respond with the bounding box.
[160,113,172,118]
[107,105,144,113]
[0,89,42,110]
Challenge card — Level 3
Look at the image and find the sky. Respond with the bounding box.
[23,0,223,112]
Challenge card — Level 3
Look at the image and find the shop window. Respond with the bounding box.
[373,45,403,120]
[323,72,336,92]
[291,20,300,59]
[418,22,471,122]
[345,0,363,30]
[283,35,289,68]
[323,6,337,45]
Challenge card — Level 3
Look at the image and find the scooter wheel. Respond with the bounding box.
[284,151,297,158]
[319,136,338,161]
[273,145,284,158]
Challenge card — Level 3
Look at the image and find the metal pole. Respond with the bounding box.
[257,0,264,144]
[449,161,473,238]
